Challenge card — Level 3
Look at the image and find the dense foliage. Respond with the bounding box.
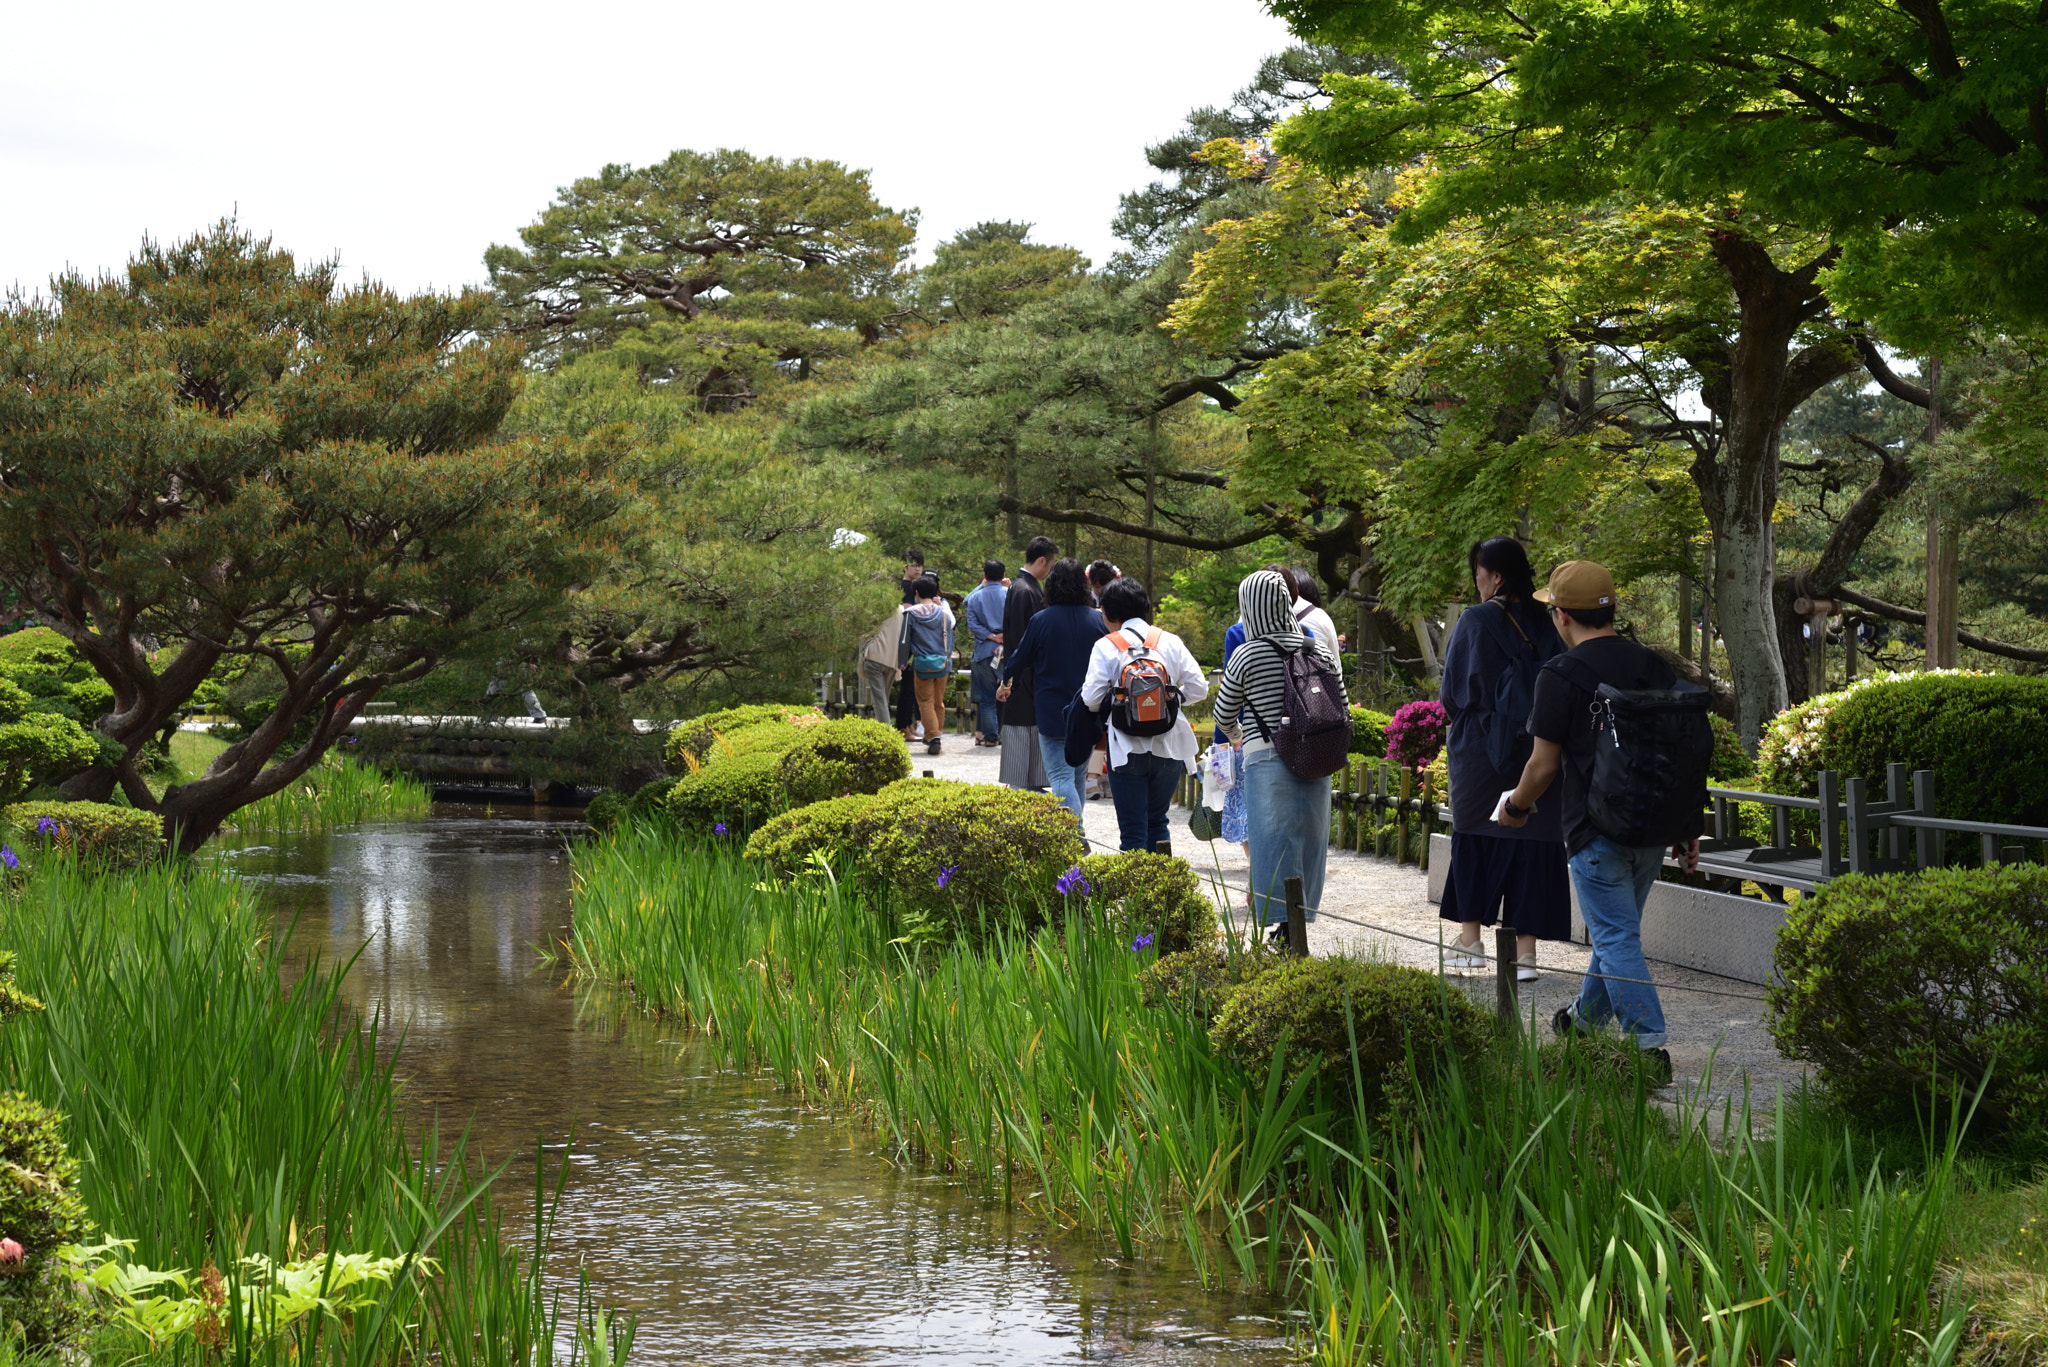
[4,801,165,868]
[1771,865,2048,1134]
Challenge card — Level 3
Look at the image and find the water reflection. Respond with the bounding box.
[232,808,1291,1365]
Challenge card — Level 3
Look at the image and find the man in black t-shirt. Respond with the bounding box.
[1496,561,1697,1070]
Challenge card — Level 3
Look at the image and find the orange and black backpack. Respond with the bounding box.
[1108,629,1182,737]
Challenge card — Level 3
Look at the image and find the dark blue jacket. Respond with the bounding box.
[1440,596,1563,840]
[1001,605,1105,739]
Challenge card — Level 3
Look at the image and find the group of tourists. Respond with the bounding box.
[860,533,1704,1065]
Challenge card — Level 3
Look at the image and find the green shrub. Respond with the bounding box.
[1074,851,1216,952]
[1208,956,1491,1105]
[665,704,821,771]
[1707,713,1753,784]
[5,801,163,867]
[0,713,98,805]
[776,717,910,807]
[743,791,880,874]
[744,779,1083,933]
[665,750,788,835]
[1824,673,2048,825]
[1769,864,2048,1133]
[1139,942,1281,1022]
[1349,707,1391,760]
[0,1092,92,1348]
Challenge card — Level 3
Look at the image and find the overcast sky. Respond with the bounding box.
[2,1,1299,298]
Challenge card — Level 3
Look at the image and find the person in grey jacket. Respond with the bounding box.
[898,576,956,755]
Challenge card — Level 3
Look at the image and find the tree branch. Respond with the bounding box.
[996,495,1277,550]
[1831,584,2048,661]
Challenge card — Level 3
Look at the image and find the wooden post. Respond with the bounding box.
[1845,614,1858,682]
[1495,925,1518,1026]
[1912,769,1941,869]
[923,769,934,780]
[1398,768,1414,865]
[1284,876,1309,958]
[1678,572,1693,660]
[1154,838,1173,858]
[1818,769,1842,875]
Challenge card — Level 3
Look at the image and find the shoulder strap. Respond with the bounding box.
[1543,651,1604,696]
[1142,628,1163,650]
[1108,630,1134,652]
[1294,603,1314,622]
[1492,598,1534,648]
[1472,599,1533,659]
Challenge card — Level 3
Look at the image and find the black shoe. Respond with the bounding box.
[1551,1007,1580,1038]
[926,738,942,756]
[1266,920,1290,945]
[1642,1047,1674,1088]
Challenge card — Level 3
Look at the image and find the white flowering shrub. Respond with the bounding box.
[1754,670,1982,796]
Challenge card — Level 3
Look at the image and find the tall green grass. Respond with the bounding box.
[0,858,630,1367]
[230,757,432,837]
[568,826,1969,1365]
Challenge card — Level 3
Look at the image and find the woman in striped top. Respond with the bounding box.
[1213,569,1349,936]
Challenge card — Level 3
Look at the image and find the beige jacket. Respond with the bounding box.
[860,607,905,673]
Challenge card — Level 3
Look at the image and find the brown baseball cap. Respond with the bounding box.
[1534,560,1616,610]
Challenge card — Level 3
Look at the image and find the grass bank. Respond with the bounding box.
[567,826,1979,1365]
[0,858,629,1366]
[228,755,433,836]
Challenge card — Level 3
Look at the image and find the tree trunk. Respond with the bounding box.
[1689,234,1848,745]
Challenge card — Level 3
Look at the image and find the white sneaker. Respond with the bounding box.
[1517,953,1540,983]
[1444,939,1486,975]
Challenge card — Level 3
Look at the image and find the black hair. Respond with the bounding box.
[1085,559,1118,589]
[903,549,925,566]
[983,559,1005,582]
[1292,569,1323,608]
[1260,562,1301,598]
[915,576,941,600]
[1023,535,1058,565]
[1043,557,1090,606]
[1099,577,1150,623]
[1469,537,1537,599]
[1558,604,1616,628]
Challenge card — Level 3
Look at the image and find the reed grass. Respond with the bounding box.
[567,825,1971,1365]
[229,757,432,837]
[0,858,629,1367]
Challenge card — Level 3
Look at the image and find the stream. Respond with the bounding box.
[230,806,1294,1366]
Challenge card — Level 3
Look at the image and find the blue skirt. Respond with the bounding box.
[1439,830,1572,940]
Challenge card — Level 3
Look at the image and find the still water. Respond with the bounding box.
[230,807,1294,1366]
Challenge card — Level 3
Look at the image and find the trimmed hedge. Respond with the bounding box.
[1769,864,2048,1133]
[5,800,163,867]
[1139,943,1282,1022]
[1826,673,2048,825]
[1073,850,1215,953]
[665,749,790,834]
[665,704,822,771]
[585,775,680,834]
[776,717,910,807]
[1349,707,1391,760]
[1208,956,1490,1106]
[745,779,1086,933]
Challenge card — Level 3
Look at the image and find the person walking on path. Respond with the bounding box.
[1211,567,1321,869]
[898,577,957,756]
[858,603,905,726]
[998,537,1056,790]
[964,561,1008,747]
[1212,569,1349,935]
[997,558,1105,820]
[894,552,929,736]
[1081,577,1208,852]
[1498,560,1703,1072]
[1438,537,1570,981]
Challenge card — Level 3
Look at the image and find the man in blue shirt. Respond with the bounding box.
[963,560,1009,747]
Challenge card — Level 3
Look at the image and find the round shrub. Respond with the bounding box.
[1385,699,1447,771]
[585,775,680,834]
[665,704,822,771]
[0,1091,92,1348]
[5,801,163,867]
[1139,943,1280,1022]
[665,751,789,835]
[1074,851,1216,952]
[1349,707,1391,760]
[1769,864,2048,1133]
[743,790,881,876]
[1825,672,2048,825]
[1707,713,1752,784]
[1208,956,1490,1104]
[775,717,910,807]
[859,780,1084,931]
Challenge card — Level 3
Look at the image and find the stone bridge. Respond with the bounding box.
[344,714,639,799]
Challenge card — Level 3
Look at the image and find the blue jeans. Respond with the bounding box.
[1038,732,1085,822]
[1566,835,1668,1048]
[1243,746,1330,927]
[1109,751,1181,853]
[970,660,1001,739]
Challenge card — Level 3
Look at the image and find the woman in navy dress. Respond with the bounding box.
[1438,537,1570,981]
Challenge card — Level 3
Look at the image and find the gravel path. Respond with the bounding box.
[912,737,1804,1108]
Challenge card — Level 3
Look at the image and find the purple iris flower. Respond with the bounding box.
[35,818,53,837]
[713,822,729,836]
[937,864,960,890]
[0,847,17,871]
[1055,865,1091,897]
[1130,933,1154,952]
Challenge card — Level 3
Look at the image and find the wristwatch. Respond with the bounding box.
[1503,797,1534,818]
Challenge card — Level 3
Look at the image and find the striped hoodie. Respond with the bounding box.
[1214,570,1347,743]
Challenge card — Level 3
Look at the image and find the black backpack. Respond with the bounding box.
[1246,640,1354,780]
[1547,654,1712,847]
[1469,600,1544,776]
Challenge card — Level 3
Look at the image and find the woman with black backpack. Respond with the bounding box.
[1213,569,1351,939]
[1437,537,1570,981]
